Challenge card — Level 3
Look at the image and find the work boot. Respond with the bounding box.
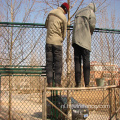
[55,83,62,87]
[47,83,53,87]
[85,85,90,87]
[75,83,81,87]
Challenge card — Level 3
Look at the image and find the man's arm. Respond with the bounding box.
[89,13,96,35]
[63,21,67,39]
[45,15,49,28]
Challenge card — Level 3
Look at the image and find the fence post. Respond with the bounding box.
[119,80,120,105]
[109,88,112,120]
[42,90,44,119]
[114,87,117,119]
[9,76,12,120]
[119,88,120,105]
[42,78,47,120]
[0,74,1,109]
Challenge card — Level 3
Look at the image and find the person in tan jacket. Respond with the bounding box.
[45,2,69,87]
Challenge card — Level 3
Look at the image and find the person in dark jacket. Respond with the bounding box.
[72,3,97,87]
[45,2,69,87]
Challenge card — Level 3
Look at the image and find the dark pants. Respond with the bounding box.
[46,44,62,84]
[73,44,90,86]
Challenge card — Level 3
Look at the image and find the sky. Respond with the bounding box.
[0,0,120,29]
[102,0,120,29]
[37,0,120,29]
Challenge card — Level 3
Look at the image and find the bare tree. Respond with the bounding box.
[93,4,120,85]
[0,0,44,65]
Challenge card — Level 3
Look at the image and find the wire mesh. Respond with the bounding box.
[45,87,120,120]
[0,22,120,120]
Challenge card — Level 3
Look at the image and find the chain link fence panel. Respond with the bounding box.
[0,22,120,120]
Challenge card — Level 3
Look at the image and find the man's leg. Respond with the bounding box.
[82,48,90,87]
[53,45,62,86]
[74,44,81,86]
[46,44,53,86]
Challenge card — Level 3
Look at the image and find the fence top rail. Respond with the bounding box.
[0,22,120,33]
[46,85,120,91]
[0,22,45,28]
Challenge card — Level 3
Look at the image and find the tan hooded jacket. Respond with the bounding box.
[72,3,97,51]
[45,7,67,46]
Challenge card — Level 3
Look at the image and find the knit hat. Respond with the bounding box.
[61,2,69,14]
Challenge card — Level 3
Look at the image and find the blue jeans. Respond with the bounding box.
[46,44,62,84]
[73,44,90,86]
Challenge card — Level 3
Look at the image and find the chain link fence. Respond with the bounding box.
[0,22,120,120]
[44,87,120,120]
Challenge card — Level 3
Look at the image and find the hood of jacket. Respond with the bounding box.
[72,3,97,51]
[88,3,97,12]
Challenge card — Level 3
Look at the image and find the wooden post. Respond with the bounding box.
[47,98,70,119]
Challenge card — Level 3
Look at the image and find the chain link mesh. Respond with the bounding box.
[0,22,120,120]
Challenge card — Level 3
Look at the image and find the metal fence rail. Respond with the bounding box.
[0,22,120,120]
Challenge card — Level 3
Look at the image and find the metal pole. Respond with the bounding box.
[44,78,47,120]
[9,76,12,120]
[119,88,120,105]
[109,88,112,120]
[66,0,72,87]
[114,88,117,119]
[0,74,1,110]
[118,80,120,105]
[42,90,44,120]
